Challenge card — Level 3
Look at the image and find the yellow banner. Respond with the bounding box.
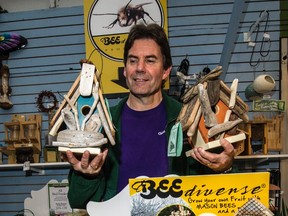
[129,172,270,215]
[83,0,168,95]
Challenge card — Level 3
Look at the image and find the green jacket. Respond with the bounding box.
[68,91,213,209]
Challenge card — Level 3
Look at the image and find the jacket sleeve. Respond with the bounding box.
[68,169,106,209]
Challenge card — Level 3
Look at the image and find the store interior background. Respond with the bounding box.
[0,0,287,215]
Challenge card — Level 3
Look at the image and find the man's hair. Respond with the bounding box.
[123,23,172,70]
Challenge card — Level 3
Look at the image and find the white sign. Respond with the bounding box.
[48,183,72,215]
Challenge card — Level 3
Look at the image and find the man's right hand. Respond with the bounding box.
[65,148,108,176]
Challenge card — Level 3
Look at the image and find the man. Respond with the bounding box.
[66,23,235,209]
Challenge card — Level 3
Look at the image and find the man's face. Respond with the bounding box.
[124,39,171,97]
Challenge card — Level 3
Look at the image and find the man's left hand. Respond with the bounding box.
[189,138,235,173]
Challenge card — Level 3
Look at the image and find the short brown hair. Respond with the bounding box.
[123,23,172,70]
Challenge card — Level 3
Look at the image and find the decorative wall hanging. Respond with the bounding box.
[0,32,28,55]
[244,74,275,101]
[35,90,58,113]
[0,32,28,109]
[0,64,12,109]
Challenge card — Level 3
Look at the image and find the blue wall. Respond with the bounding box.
[0,0,281,215]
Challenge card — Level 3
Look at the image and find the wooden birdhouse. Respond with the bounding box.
[177,66,249,156]
[49,62,115,155]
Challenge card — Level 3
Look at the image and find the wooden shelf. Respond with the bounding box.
[235,154,288,160]
[0,154,287,170]
[0,162,70,171]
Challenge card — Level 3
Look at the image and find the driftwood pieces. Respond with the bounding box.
[180,65,222,103]
[198,83,218,128]
[208,118,243,138]
[64,94,80,131]
[229,79,238,109]
[61,107,77,131]
[177,65,249,153]
[219,80,249,122]
[187,107,202,137]
[207,80,220,107]
[54,130,107,147]
[50,75,81,134]
[177,94,201,131]
[49,63,116,150]
[93,71,115,142]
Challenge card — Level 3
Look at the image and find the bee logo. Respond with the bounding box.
[94,0,157,29]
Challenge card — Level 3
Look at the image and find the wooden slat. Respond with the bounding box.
[0,6,83,22]
[0,1,283,214]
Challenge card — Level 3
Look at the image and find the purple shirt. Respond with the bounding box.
[117,100,168,191]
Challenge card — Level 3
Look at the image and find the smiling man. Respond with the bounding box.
[66,23,235,209]
[124,38,170,109]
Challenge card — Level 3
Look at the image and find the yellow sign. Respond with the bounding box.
[83,0,168,94]
[129,172,270,215]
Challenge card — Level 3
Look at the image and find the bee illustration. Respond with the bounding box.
[94,0,156,29]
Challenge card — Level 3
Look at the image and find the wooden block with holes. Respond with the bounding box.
[267,114,283,151]
[241,121,269,155]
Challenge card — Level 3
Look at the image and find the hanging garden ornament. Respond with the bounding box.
[0,64,13,109]
[0,32,28,56]
[0,33,27,109]
[35,90,58,113]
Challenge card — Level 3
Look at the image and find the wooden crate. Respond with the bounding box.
[0,114,42,164]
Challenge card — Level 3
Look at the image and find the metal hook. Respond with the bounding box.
[249,10,270,67]
[249,24,260,67]
[260,10,270,57]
